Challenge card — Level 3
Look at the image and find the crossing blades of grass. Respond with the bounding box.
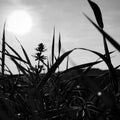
[15,37,33,69]
[35,49,75,94]
[84,14,120,52]
[0,51,28,64]
[80,48,118,93]
[5,42,23,61]
[88,0,111,64]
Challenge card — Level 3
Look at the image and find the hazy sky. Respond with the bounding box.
[0,0,120,73]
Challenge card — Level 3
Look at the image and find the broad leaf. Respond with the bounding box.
[88,0,104,28]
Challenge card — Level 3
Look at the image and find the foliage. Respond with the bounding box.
[0,0,120,120]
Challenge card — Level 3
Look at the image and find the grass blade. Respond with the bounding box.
[0,57,12,75]
[52,27,55,65]
[10,58,32,85]
[61,60,102,75]
[5,42,23,60]
[58,33,61,58]
[84,14,120,52]
[0,51,28,64]
[15,37,32,67]
[66,56,69,70]
[1,23,6,77]
[88,0,104,28]
[15,37,35,81]
[103,36,111,61]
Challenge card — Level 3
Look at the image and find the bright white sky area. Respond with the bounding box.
[0,0,120,73]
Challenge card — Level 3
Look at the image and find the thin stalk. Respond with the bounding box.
[1,23,6,77]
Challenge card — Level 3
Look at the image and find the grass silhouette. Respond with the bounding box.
[0,0,120,119]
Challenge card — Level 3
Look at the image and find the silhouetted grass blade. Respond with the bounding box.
[15,37,32,67]
[84,14,120,52]
[5,42,23,61]
[58,33,61,58]
[10,58,32,84]
[0,51,28,64]
[52,27,55,65]
[103,36,111,61]
[61,60,102,75]
[66,56,69,70]
[88,0,104,28]
[0,64,12,75]
[15,37,35,80]
[1,23,6,77]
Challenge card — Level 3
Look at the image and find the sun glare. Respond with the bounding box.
[6,10,32,35]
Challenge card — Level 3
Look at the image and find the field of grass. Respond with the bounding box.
[0,0,120,120]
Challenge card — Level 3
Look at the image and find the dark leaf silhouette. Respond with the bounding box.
[52,27,55,64]
[58,33,61,58]
[1,23,6,77]
[88,0,104,28]
[84,14,120,52]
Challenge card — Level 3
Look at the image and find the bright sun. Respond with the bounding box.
[6,10,32,35]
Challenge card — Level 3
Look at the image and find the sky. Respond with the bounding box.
[0,0,120,73]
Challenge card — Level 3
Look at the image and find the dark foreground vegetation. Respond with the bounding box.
[0,0,120,120]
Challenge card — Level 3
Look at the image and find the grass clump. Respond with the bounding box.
[0,0,120,120]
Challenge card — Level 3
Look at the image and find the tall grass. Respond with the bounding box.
[1,23,6,77]
[0,0,120,120]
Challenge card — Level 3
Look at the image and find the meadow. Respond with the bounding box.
[0,0,120,120]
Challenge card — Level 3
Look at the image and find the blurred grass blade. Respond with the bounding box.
[66,56,69,70]
[103,36,111,61]
[83,51,114,74]
[15,37,32,67]
[1,23,6,77]
[35,49,75,92]
[87,103,103,113]
[5,42,23,60]
[10,58,28,73]
[10,58,32,84]
[61,60,102,75]
[15,37,35,80]
[0,64,12,75]
[52,27,55,65]
[0,57,12,75]
[0,51,28,63]
[58,33,61,58]
[84,14,120,52]
[47,58,50,71]
[88,0,104,28]
[20,44,32,66]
